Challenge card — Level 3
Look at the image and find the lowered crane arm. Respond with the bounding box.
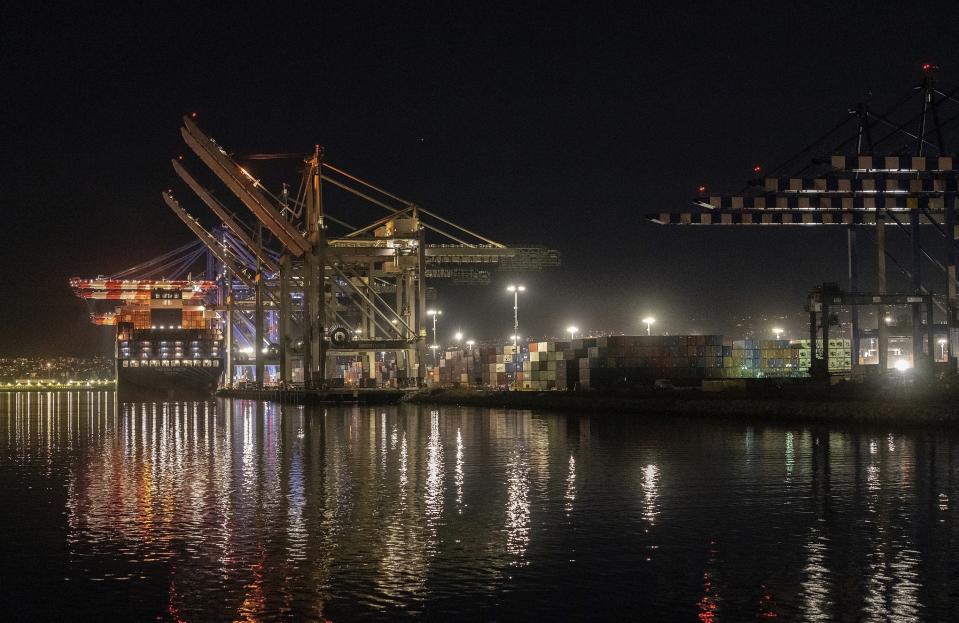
[161,190,277,304]
[171,159,280,273]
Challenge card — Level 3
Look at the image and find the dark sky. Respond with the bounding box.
[2,3,959,355]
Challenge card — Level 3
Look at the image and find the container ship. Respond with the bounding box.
[70,278,223,393]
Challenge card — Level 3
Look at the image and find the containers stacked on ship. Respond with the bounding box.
[115,285,223,393]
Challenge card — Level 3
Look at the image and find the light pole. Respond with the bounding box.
[567,325,578,342]
[773,327,784,340]
[427,309,442,365]
[506,285,525,349]
[465,339,475,387]
[642,316,655,336]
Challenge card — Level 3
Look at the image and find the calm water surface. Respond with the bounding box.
[1,391,959,621]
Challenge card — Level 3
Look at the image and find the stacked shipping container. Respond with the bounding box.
[426,335,853,390]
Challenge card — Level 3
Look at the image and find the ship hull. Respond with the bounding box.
[117,364,221,395]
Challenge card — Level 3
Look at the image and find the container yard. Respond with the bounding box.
[423,335,853,392]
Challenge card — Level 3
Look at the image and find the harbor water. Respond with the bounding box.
[1,391,958,620]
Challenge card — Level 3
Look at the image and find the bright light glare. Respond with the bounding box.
[454,332,463,341]
[894,359,911,371]
[567,326,579,334]
[642,317,655,325]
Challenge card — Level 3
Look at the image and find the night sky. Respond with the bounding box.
[3,3,959,356]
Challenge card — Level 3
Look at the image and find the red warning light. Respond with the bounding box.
[190,111,198,119]
[177,155,184,161]
[753,165,762,173]
[698,185,707,194]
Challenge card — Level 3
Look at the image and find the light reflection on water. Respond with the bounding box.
[1,392,959,620]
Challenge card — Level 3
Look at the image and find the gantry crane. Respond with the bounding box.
[648,66,959,377]
[161,115,559,388]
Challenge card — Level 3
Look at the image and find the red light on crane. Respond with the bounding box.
[697,185,707,194]
[753,165,762,173]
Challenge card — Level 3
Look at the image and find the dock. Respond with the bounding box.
[217,387,413,405]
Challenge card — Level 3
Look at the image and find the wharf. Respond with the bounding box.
[405,386,959,427]
[217,387,412,405]
[1,381,116,393]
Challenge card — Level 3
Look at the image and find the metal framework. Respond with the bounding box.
[648,66,959,376]
[156,116,559,389]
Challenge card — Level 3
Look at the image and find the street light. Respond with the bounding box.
[465,339,475,387]
[506,285,526,349]
[427,309,442,364]
[642,316,655,336]
[567,325,578,342]
[773,327,784,340]
[939,337,948,360]
[454,331,463,344]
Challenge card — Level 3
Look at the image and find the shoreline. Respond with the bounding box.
[402,386,959,427]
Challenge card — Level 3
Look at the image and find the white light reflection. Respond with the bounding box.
[800,525,832,621]
[564,454,576,515]
[505,445,531,562]
[785,432,794,483]
[455,428,464,512]
[380,413,387,473]
[641,464,659,526]
[861,439,923,621]
[287,409,307,561]
[425,410,444,525]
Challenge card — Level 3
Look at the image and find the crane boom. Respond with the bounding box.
[161,191,276,302]
[171,159,280,273]
[180,116,311,256]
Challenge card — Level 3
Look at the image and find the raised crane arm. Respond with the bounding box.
[180,116,311,256]
[171,159,280,273]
